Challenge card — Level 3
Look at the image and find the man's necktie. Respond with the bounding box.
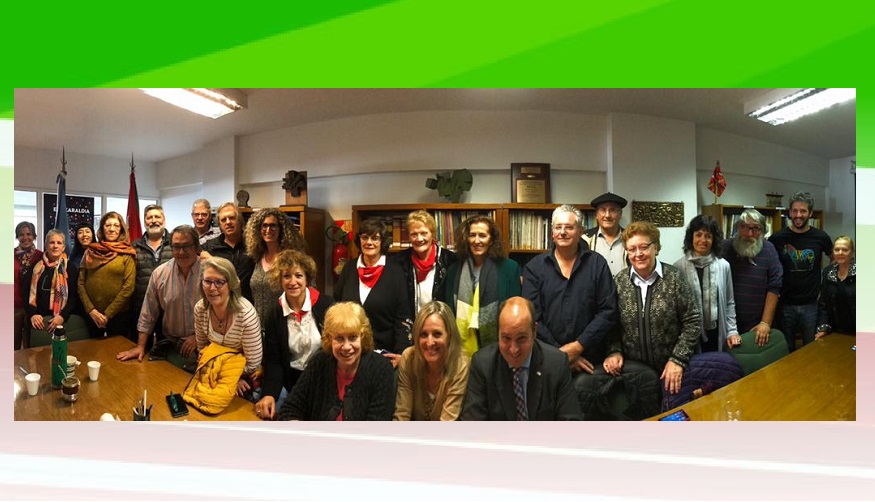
[513,367,528,421]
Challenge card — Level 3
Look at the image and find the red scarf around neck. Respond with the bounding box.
[357,261,384,289]
[412,244,437,283]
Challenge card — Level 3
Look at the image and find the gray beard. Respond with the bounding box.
[733,236,763,258]
[147,227,164,239]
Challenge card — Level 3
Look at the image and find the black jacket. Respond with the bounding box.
[279,350,396,421]
[392,246,458,313]
[132,231,173,314]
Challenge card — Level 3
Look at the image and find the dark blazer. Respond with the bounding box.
[460,339,582,421]
[392,246,457,314]
[278,350,396,421]
[261,289,334,400]
[334,258,413,353]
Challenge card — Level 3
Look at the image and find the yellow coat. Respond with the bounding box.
[183,342,246,415]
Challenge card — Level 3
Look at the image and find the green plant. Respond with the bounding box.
[425,169,473,203]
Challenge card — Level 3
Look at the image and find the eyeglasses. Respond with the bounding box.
[597,207,621,215]
[261,223,279,231]
[191,212,210,218]
[171,243,195,252]
[738,223,763,234]
[360,234,381,242]
[626,242,655,254]
[202,278,227,289]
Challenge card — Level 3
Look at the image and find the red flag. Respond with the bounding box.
[708,161,727,197]
[126,163,143,241]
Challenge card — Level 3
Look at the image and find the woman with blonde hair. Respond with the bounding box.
[77,211,136,338]
[244,207,306,329]
[394,301,469,421]
[393,210,457,315]
[816,235,856,338]
[279,302,396,421]
[193,257,263,393]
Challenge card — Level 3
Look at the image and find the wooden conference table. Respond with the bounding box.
[14,336,259,421]
[652,333,856,421]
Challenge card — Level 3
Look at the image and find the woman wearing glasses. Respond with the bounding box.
[334,217,412,368]
[77,211,137,339]
[604,222,701,399]
[194,257,263,396]
[244,207,306,330]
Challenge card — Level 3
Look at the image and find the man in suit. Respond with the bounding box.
[460,297,582,420]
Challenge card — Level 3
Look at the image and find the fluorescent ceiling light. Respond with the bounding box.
[139,88,247,119]
[745,88,855,126]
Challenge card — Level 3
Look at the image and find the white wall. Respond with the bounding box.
[609,113,698,264]
[157,137,237,224]
[825,156,856,241]
[15,145,159,197]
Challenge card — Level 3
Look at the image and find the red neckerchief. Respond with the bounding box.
[291,287,320,323]
[412,244,436,283]
[357,262,384,289]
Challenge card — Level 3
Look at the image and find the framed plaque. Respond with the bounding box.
[511,163,551,203]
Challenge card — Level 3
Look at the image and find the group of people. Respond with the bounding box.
[12,189,855,420]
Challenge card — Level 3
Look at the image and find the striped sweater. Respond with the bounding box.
[194,297,263,374]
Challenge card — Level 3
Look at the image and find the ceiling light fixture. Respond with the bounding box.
[139,88,247,119]
[745,88,855,126]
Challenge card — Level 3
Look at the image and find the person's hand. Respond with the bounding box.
[559,341,584,365]
[726,334,742,350]
[30,315,45,330]
[180,336,198,358]
[754,322,771,346]
[89,309,108,329]
[46,315,64,333]
[571,357,595,374]
[255,396,276,420]
[236,378,251,397]
[383,352,402,369]
[815,331,827,340]
[661,360,684,395]
[603,353,624,376]
[117,345,145,362]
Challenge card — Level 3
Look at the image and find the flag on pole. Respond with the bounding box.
[708,161,727,197]
[55,147,71,250]
[126,154,143,241]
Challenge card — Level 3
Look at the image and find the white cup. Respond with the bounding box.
[66,355,80,376]
[87,361,101,381]
[99,412,116,421]
[25,373,41,396]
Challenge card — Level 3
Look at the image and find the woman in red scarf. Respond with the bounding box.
[26,229,83,346]
[393,210,458,317]
[14,221,43,349]
[255,250,334,420]
[77,211,137,338]
[334,218,412,368]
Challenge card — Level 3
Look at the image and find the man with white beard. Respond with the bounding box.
[131,204,173,344]
[721,209,783,347]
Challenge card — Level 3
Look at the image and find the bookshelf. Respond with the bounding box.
[240,205,327,292]
[350,203,595,266]
[701,204,824,239]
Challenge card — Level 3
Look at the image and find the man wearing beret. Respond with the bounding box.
[583,192,629,277]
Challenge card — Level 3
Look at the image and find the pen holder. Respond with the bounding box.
[133,408,151,421]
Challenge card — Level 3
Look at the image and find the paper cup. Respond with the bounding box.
[25,373,41,396]
[87,361,101,381]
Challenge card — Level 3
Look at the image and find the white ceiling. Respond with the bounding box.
[14,88,856,163]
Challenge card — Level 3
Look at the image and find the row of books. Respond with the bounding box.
[507,210,597,250]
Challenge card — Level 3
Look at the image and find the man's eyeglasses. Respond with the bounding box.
[191,212,210,218]
[171,243,195,251]
[202,278,227,289]
[552,224,577,233]
[625,242,655,254]
[597,207,621,215]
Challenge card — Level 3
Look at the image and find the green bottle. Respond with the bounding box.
[51,325,67,389]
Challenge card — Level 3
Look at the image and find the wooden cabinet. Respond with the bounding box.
[351,203,594,268]
[701,204,824,239]
[240,205,327,292]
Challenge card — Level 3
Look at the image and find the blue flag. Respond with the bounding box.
[55,167,71,251]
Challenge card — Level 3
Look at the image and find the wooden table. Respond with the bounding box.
[14,336,260,421]
[651,333,856,421]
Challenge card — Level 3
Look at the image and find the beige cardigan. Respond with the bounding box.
[393,346,469,421]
